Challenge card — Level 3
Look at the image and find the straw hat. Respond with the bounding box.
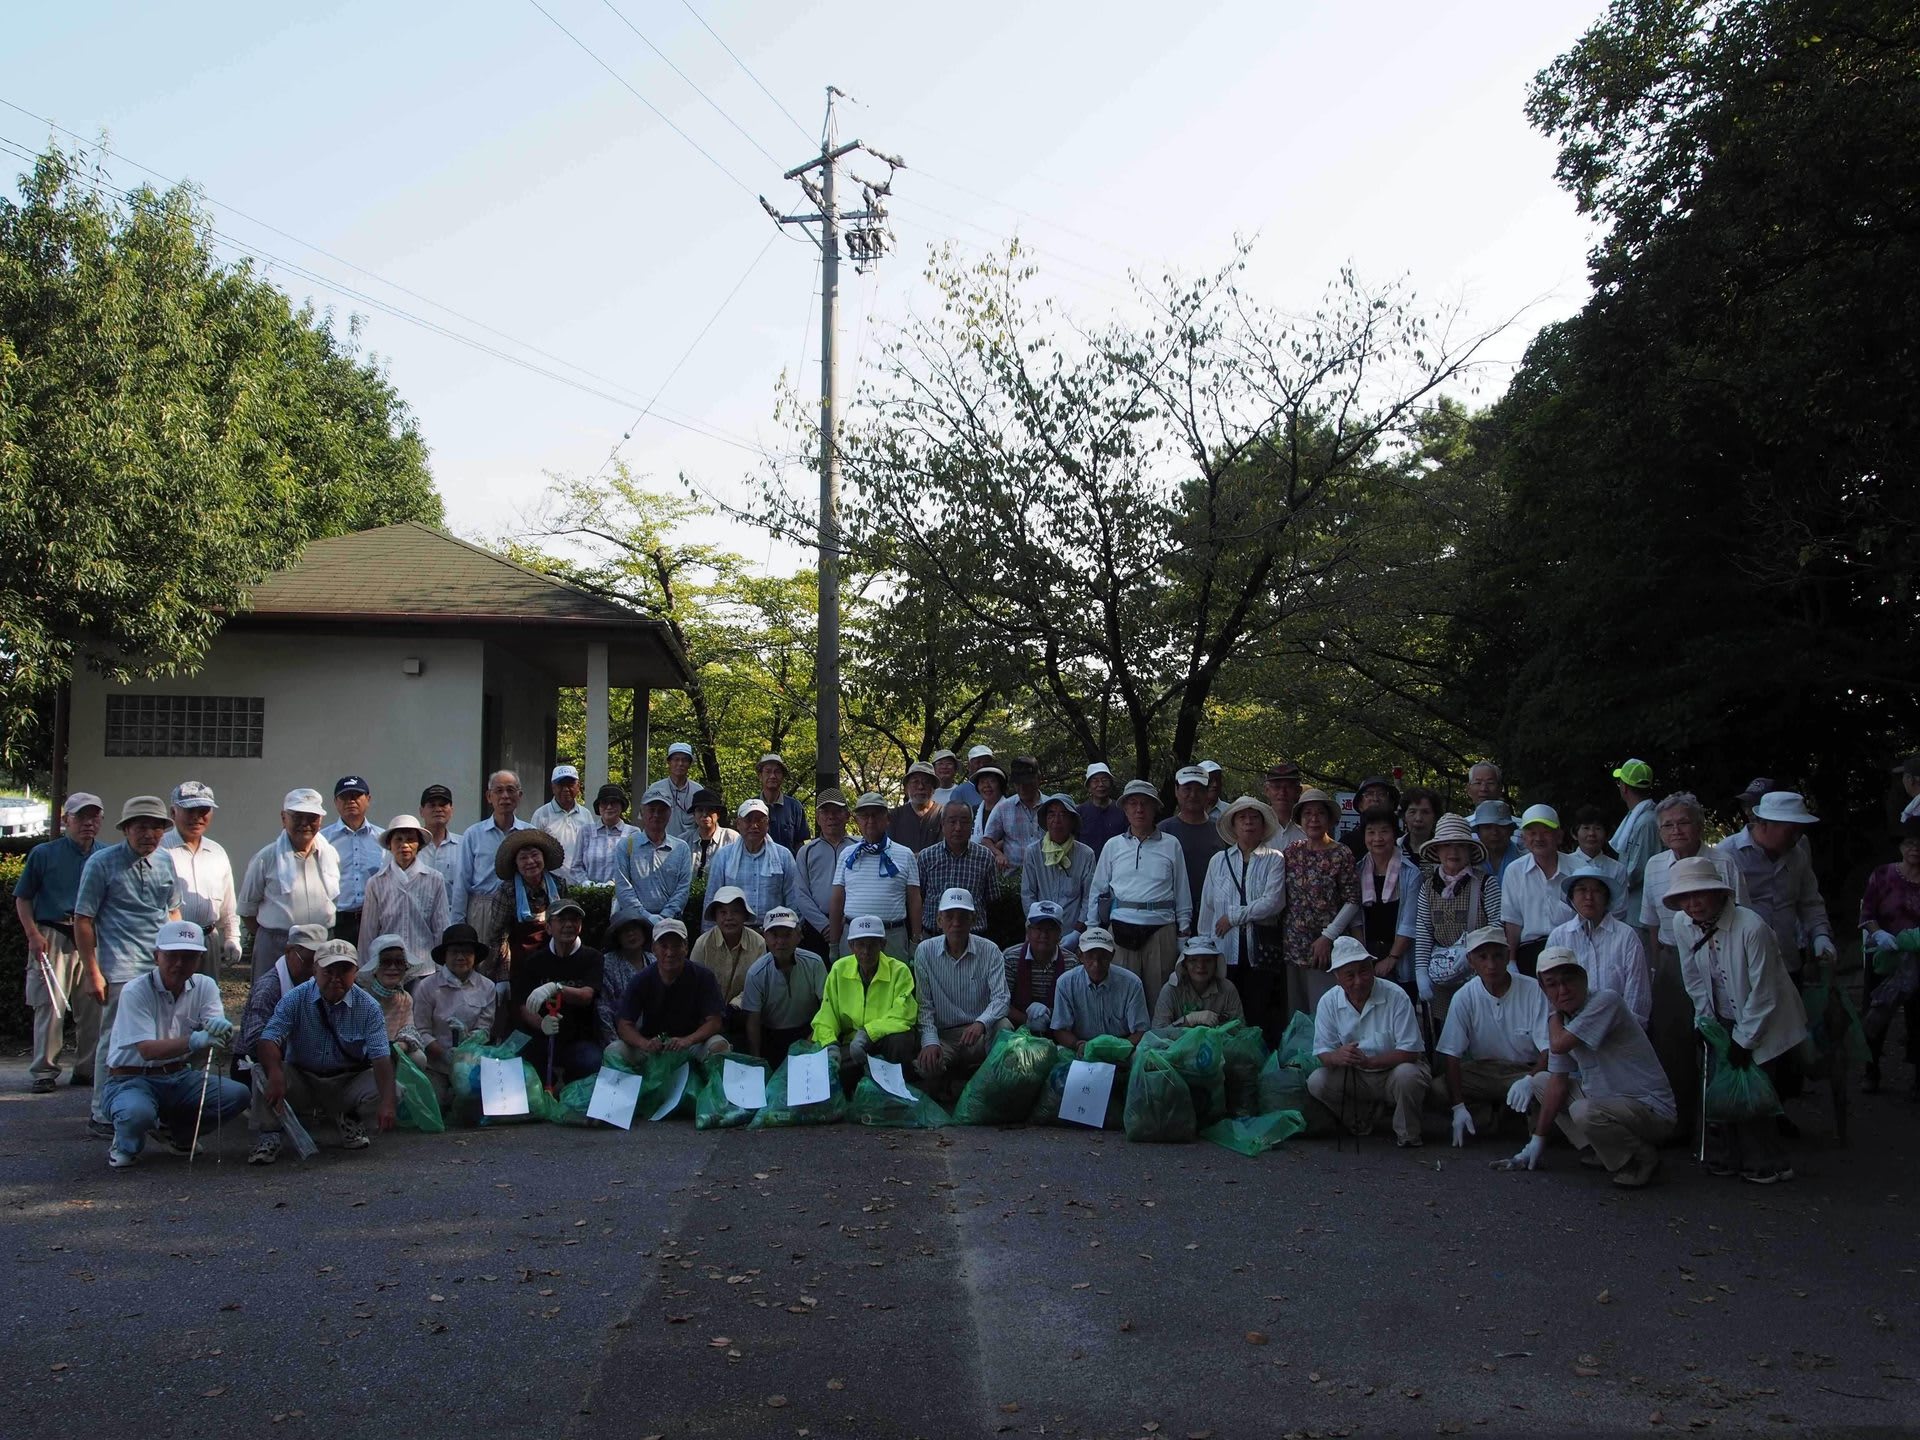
[1215,794,1279,847]
[1420,813,1487,865]
[494,828,564,880]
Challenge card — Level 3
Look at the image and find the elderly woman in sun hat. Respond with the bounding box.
[1198,794,1287,1041]
[477,828,568,982]
[357,814,449,984]
[1413,813,1503,1015]
[1665,854,1807,1184]
[362,934,428,1059]
[1280,788,1362,1023]
[1086,779,1193,999]
[412,923,497,1094]
[1547,862,1650,1027]
[1021,793,1097,940]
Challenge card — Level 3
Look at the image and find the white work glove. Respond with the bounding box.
[1812,936,1837,960]
[1871,929,1899,952]
[527,981,563,1010]
[188,1029,214,1054]
[1491,1135,1545,1172]
[1186,1009,1220,1028]
[1417,972,1434,1003]
[1450,1103,1475,1147]
[1506,1075,1535,1113]
[539,1014,562,1037]
[204,1016,236,1041]
[222,939,243,970]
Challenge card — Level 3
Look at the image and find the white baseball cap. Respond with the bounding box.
[847,915,886,941]
[1328,935,1374,971]
[1174,765,1209,787]
[1025,900,1065,926]
[1197,760,1223,775]
[762,908,800,931]
[736,797,770,820]
[156,920,206,953]
[63,792,104,814]
[551,764,580,783]
[667,742,694,759]
[282,788,327,816]
[938,887,977,913]
[286,924,330,952]
[1536,946,1585,976]
[314,939,361,970]
[967,745,995,761]
[653,917,689,941]
[1085,762,1113,781]
[1078,925,1117,954]
[1180,934,1220,956]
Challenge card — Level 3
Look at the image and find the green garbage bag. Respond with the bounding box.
[849,1076,951,1129]
[393,1048,445,1133]
[1163,1025,1228,1125]
[1028,1054,1128,1129]
[449,1032,557,1126]
[1277,1011,1321,1072]
[1123,1046,1196,1143]
[751,1043,847,1128]
[1697,1019,1783,1122]
[693,1054,769,1130]
[1082,1034,1136,1066]
[1255,1053,1339,1137]
[1218,1020,1268,1117]
[952,1027,1060,1125]
[1201,1110,1305,1156]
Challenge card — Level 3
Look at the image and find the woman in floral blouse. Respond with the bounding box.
[1281,789,1360,1023]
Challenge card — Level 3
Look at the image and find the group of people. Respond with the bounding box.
[15,749,1918,1187]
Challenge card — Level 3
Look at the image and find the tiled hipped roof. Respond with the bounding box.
[241,522,641,625]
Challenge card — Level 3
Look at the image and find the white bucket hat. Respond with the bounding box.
[1752,791,1819,825]
[1327,935,1374,971]
[1558,861,1624,906]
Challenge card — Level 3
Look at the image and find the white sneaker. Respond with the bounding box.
[107,1146,137,1169]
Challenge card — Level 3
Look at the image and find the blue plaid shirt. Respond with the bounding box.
[260,977,391,1070]
[573,820,637,886]
[914,840,999,935]
[74,841,183,984]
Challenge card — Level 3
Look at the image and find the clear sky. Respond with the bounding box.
[6,1,1600,568]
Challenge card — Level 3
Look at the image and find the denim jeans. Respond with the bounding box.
[102,1067,250,1155]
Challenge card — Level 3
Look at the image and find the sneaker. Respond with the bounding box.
[247,1133,283,1166]
[30,1075,57,1094]
[337,1114,370,1150]
[86,1118,114,1140]
[107,1146,137,1169]
[1741,1166,1794,1185]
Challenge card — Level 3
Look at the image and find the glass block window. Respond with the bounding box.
[104,696,265,758]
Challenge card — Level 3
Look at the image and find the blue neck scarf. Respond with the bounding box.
[844,840,898,878]
[514,872,559,920]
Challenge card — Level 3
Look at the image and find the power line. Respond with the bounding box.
[591,229,781,480]
[678,0,814,146]
[597,0,784,170]
[522,0,757,197]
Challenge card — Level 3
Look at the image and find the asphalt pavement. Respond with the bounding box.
[3,1055,1918,1440]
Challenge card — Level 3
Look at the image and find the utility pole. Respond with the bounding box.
[760,88,902,799]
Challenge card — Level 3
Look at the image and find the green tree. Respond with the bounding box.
[0,144,439,768]
[1466,0,1920,826]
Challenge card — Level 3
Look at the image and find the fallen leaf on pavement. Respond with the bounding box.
[999,1402,1020,1413]
[1245,1331,1268,1345]
[827,1379,845,1391]
[201,1387,226,1398]
[709,1336,731,1348]
[1596,1289,1612,1304]
[766,1395,789,1408]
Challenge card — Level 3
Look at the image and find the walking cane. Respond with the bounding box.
[1696,1039,1710,1165]
[189,1046,215,1165]
[33,949,69,1022]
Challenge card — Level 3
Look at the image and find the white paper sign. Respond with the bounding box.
[721,1058,768,1110]
[866,1055,913,1102]
[479,1056,530,1117]
[585,1066,643,1129]
[1060,1059,1116,1128]
[785,1050,832,1107]
[646,1061,690,1121]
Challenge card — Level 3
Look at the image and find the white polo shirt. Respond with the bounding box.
[1503,852,1575,943]
[1312,977,1421,1056]
[834,839,920,923]
[108,969,224,1070]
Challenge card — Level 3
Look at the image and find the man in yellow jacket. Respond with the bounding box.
[812,913,919,1087]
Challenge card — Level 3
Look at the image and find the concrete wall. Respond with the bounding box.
[69,632,487,860]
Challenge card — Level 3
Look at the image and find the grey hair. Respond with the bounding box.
[487,769,522,791]
[1655,792,1704,824]
[1468,761,1502,781]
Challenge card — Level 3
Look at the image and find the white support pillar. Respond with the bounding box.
[585,642,610,789]
[631,686,652,791]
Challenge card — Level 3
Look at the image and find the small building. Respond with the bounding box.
[63,523,688,856]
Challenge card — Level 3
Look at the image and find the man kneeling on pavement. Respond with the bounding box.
[101,920,250,1168]
[912,887,1011,1102]
[249,939,398,1164]
[1496,945,1676,1187]
[1308,936,1431,1147]
[1434,924,1548,1147]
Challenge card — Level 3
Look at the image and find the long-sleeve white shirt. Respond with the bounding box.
[1503,852,1575,943]
[1547,912,1652,1027]
[1088,830,1193,930]
[237,833,340,931]
[1197,845,1286,968]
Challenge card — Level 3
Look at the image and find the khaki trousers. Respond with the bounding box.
[915,1019,1009,1101]
[604,1036,730,1066]
[1431,1057,1531,1110]
[25,930,102,1081]
[1113,925,1179,1003]
[1529,1073,1675,1177]
[250,1065,381,1131]
[88,981,132,1123]
[1308,1061,1433,1144]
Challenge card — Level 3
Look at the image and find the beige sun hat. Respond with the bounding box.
[1292,788,1341,826]
[1660,855,1735,909]
[1215,794,1279,847]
